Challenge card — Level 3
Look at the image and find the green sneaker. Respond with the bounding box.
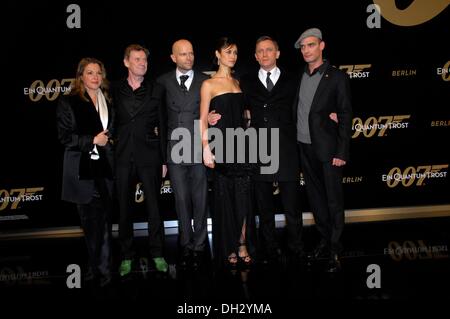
[119,259,132,277]
[153,257,168,272]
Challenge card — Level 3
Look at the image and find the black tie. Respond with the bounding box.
[266,71,274,92]
[179,75,189,92]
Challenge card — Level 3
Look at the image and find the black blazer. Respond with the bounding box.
[240,69,300,182]
[293,63,352,162]
[56,92,115,204]
[157,70,208,165]
[111,79,166,167]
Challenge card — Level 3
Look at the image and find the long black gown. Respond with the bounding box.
[208,92,256,264]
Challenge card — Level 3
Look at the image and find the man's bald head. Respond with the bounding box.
[171,39,194,72]
[172,39,192,54]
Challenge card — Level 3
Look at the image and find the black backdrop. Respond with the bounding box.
[2,0,449,230]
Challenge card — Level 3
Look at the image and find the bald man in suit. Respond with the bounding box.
[157,39,209,268]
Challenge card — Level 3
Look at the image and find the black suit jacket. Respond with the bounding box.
[293,63,352,162]
[56,92,114,204]
[111,79,166,167]
[157,70,208,165]
[240,69,300,182]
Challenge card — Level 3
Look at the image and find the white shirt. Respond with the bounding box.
[176,69,194,90]
[258,67,280,89]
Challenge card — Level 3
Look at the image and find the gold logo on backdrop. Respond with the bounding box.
[352,115,410,138]
[24,79,74,102]
[373,0,449,26]
[161,180,172,194]
[391,69,417,77]
[134,180,172,202]
[0,187,44,211]
[382,164,448,188]
[385,240,449,261]
[339,65,371,79]
[135,183,144,203]
[342,176,364,184]
[431,120,450,127]
[437,61,450,81]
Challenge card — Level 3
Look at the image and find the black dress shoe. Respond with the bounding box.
[326,254,341,273]
[268,248,282,261]
[83,266,97,284]
[99,273,112,287]
[192,251,204,268]
[179,251,191,268]
[260,249,281,265]
[290,250,307,266]
[308,241,329,260]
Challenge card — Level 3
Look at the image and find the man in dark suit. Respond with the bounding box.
[293,28,352,272]
[156,39,209,268]
[243,36,304,264]
[209,36,305,264]
[111,44,168,275]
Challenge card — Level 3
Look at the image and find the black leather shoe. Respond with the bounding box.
[308,241,329,260]
[192,251,204,268]
[326,253,341,273]
[99,273,112,287]
[263,248,282,265]
[290,250,307,266]
[179,251,191,268]
[84,267,96,282]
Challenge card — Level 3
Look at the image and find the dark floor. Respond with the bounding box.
[1,217,449,311]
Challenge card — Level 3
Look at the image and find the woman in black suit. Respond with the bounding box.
[56,57,114,286]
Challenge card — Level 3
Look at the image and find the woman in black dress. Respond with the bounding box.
[200,37,255,267]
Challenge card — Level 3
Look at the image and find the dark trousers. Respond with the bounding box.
[298,142,345,254]
[255,180,303,256]
[169,164,208,253]
[116,162,164,259]
[77,179,112,276]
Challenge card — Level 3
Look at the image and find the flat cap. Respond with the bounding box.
[294,28,322,49]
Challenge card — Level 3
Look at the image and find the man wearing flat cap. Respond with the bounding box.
[293,28,352,272]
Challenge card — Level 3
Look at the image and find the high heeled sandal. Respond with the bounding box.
[227,253,238,266]
[238,243,252,265]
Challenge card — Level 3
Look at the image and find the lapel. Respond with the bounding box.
[254,69,286,98]
[296,72,303,100]
[310,64,330,111]
[88,90,113,130]
[256,69,287,97]
[255,72,268,93]
[83,92,104,130]
[251,71,270,98]
[190,71,203,96]
[170,70,182,94]
[107,100,113,131]
[271,70,287,96]
[170,71,190,112]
